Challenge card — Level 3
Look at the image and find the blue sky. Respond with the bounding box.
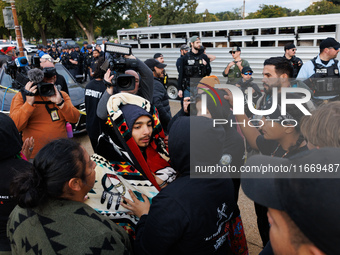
[196,0,313,14]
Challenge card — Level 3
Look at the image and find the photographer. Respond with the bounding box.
[10,68,80,158]
[97,54,153,120]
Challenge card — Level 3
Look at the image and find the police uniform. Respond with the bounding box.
[68,46,79,78]
[89,56,99,81]
[74,46,84,76]
[177,48,211,98]
[284,55,303,79]
[84,46,93,82]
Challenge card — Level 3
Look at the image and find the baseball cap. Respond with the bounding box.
[40,54,53,62]
[229,46,241,53]
[242,147,340,255]
[74,44,80,49]
[284,43,296,51]
[241,66,253,74]
[320,37,340,50]
[153,53,163,59]
[144,58,167,70]
[180,44,189,51]
[86,45,92,49]
[83,41,88,45]
[189,35,199,43]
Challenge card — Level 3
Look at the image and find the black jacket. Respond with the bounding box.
[177,50,211,91]
[152,77,171,132]
[134,116,235,255]
[0,113,32,251]
[236,77,262,104]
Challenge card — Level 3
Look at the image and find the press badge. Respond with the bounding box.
[50,110,60,121]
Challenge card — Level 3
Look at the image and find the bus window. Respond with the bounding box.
[245,29,258,35]
[216,42,227,47]
[130,44,138,49]
[161,33,171,39]
[161,43,171,48]
[230,42,242,47]
[278,41,293,47]
[245,41,258,47]
[189,32,199,37]
[140,44,149,48]
[119,35,128,41]
[150,34,159,39]
[202,31,213,37]
[298,40,314,46]
[151,44,160,48]
[215,30,227,37]
[174,43,186,48]
[229,30,242,36]
[261,28,276,35]
[261,41,275,47]
[318,25,336,33]
[129,35,137,40]
[279,27,295,34]
[173,32,186,38]
[139,34,149,40]
[298,26,314,33]
[202,42,213,48]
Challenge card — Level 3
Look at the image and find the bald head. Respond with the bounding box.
[40,59,54,69]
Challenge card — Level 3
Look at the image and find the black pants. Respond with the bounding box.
[254,202,270,247]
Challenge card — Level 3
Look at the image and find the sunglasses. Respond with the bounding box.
[333,47,339,50]
[230,51,237,54]
[243,72,252,75]
[291,49,297,52]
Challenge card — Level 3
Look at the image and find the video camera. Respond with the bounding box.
[5,57,56,97]
[101,43,138,91]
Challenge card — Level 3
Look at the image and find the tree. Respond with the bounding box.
[248,4,288,18]
[302,0,340,15]
[53,0,129,43]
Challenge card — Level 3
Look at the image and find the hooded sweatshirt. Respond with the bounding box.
[134,116,237,255]
[0,113,32,251]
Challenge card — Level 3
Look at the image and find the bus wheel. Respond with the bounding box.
[167,81,179,100]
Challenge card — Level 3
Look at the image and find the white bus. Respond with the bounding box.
[117,13,340,99]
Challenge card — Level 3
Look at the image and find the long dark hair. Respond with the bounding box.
[93,56,106,79]
[10,139,87,208]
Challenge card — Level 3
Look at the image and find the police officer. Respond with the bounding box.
[83,45,93,82]
[67,45,79,78]
[177,36,211,98]
[49,45,60,61]
[89,49,100,80]
[154,53,168,87]
[74,44,84,77]
[283,43,303,78]
[60,46,70,68]
[80,41,89,54]
[297,37,340,101]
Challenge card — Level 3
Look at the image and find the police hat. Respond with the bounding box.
[83,41,88,45]
[74,44,80,49]
[320,37,340,50]
[68,45,74,49]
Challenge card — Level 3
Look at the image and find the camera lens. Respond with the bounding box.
[118,77,131,88]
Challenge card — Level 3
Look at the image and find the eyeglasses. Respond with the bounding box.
[243,72,252,75]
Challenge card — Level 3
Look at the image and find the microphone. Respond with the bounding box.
[15,57,29,67]
[27,68,44,83]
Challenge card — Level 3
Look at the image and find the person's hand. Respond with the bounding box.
[236,84,241,88]
[202,59,207,65]
[120,190,150,218]
[220,88,234,107]
[183,97,190,113]
[24,81,36,106]
[48,86,63,107]
[104,69,114,95]
[164,135,169,147]
[21,136,34,160]
[124,54,136,60]
[228,61,235,67]
[178,90,183,98]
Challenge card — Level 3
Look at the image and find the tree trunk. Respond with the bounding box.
[74,15,94,43]
[38,23,47,45]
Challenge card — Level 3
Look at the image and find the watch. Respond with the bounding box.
[56,98,64,107]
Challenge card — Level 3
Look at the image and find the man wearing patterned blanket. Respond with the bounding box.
[86,93,176,238]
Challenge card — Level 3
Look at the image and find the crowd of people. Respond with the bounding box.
[1,35,340,255]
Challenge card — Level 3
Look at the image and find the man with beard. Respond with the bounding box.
[223,46,249,85]
[177,36,211,99]
[144,58,171,133]
[283,43,302,78]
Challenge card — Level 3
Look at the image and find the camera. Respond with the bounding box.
[102,43,138,91]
